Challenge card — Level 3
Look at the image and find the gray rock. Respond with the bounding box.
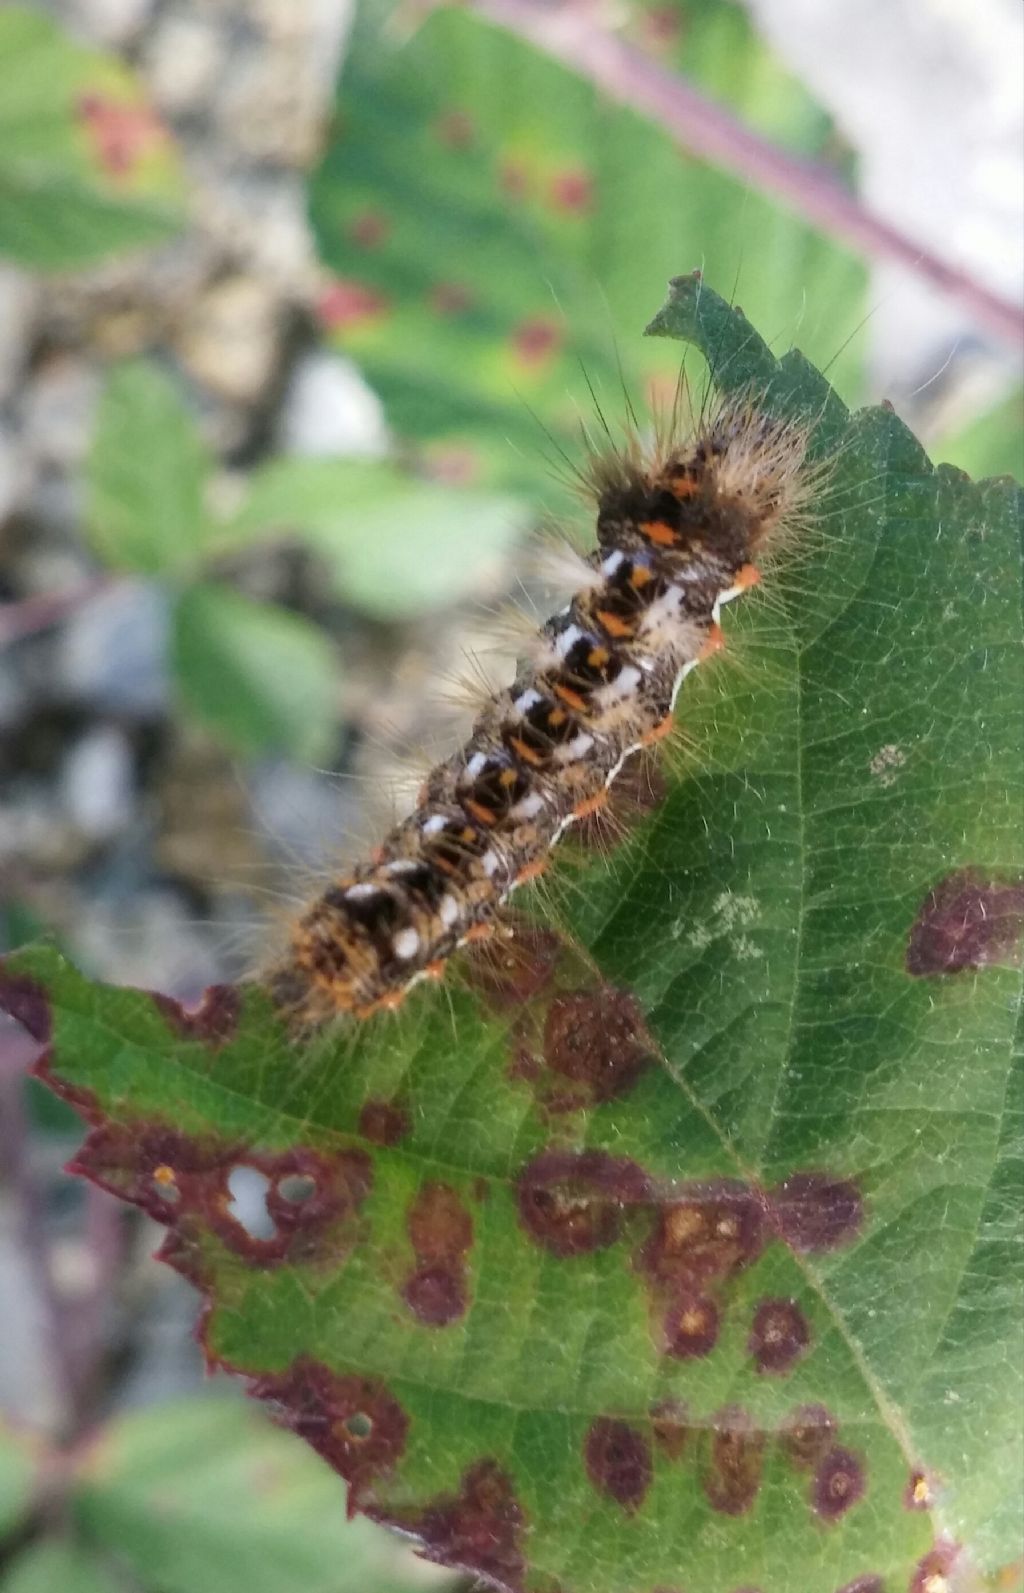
[61,725,135,841]
[176,274,284,406]
[144,11,227,117]
[58,580,170,716]
[0,265,38,405]
[277,351,388,458]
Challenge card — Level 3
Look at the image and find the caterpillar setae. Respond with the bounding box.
[266,391,818,1032]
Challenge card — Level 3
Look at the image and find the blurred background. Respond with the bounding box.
[1,1,1021,1589]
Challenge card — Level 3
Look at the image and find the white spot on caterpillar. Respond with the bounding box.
[555,623,585,658]
[465,751,490,778]
[510,791,545,821]
[392,928,420,960]
[512,687,543,716]
[422,814,447,835]
[481,849,501,877]
[439,894,460,927]
[601,550,625,576]
[554,731,595,763]
[345,883,381,902]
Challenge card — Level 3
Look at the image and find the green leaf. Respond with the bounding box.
[73,1396,452,1593]
[227,457,528,619]
[87,362,211,576]
[0,8,183,269]
[0,1542,119,1593]
[0,1424,35,1539]
[939,386,1024,483]
[6,281,1022,1593]
[171,583,337,762]
[308,0,867,497]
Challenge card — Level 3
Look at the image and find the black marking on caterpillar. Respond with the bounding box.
[266,393,817,1031]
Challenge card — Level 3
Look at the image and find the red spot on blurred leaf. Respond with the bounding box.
[435,110,475,149]
[768,1171,862,1254]
[316,278,388,331]
[548,168,593,214]
[511,317,562,370]
[430,281,473,316]
[77,92,166,179]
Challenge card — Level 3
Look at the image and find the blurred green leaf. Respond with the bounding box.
[0,1542,119,1593]
[0,7,183,269]
[230,457,528,619]
[171,583,337,762]
[0,1424,35,1539]
[940,386,1024,483]
[86,362,210,576]
[309,0,866,497]
[73,1396,451,1593]
[13,281,1022,1591]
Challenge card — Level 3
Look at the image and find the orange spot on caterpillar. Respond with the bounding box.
[640,713,675,747]
[572,791,608,820]
[630,563,654,589]
[699,624,725,661]
[462,924,494,945]
[595,609,635,638]
[669,474,700,498]
[423,960,447,981]
[553,683,588,713]
[639,519,680,547]
[508,734,544,767]
[463,799,498,828]
[735,562,762,591]
[586,645,612,669]
[514,859,548,886]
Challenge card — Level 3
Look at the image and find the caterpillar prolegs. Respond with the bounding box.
[267,394,816,1031]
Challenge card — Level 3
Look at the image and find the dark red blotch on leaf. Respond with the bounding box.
[517,1150,651,1258]
[779,1403,838,1471]
[906,868,1024,975]
[584,1418,653,1514]
[812,1446,867,1523]
[542,986,654,1107]
[399,1458,526,1591]
[768,1172,862,1254]
[252,1356,407,1511]
[748,1297,811,1375]
[402,1180,474,1326]
[152,985,240,1048]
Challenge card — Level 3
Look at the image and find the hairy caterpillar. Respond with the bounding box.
[267,392,817,1031]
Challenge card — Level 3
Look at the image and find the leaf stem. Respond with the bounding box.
[461,0,1024,352]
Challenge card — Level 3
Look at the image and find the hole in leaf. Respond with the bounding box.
[343,1411,373,1441]
[226,1165,277,1240]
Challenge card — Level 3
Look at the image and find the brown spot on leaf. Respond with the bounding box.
[435,110,475,149]
[909,1541,960,1592]
[517,1150,651,1258]
[0,971,52,1044]
[252,1356,407,1510]
[700,1406,765,1516]
[584,1418,652,1514]
[812,1445,866,1523]
[640,1180,766,1287]
[641,6,684,52]
[906,868,1024,975]
[347,210,390,248]
[403,1181,473,1327]
[358,1098,410,1147]
[650,1398,690,1461]
[748,1297,811,1375]
[402,1265,467,1326]
[768,1172,862,1254]
[542,986,654,1107]
[511,317,561,370]
[463,924,562,1008]
[835,1580,885,1593]
[430,281,473,316]
[404,1458,526,1590]
[152,985,240,1048]
[779,1403,838,1470]
[663,1291,720,1359]
[500,159,530,200]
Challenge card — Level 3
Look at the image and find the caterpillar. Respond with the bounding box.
[267,392,817,1032]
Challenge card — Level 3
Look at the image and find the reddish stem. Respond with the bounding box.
[465,0,1024,351]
